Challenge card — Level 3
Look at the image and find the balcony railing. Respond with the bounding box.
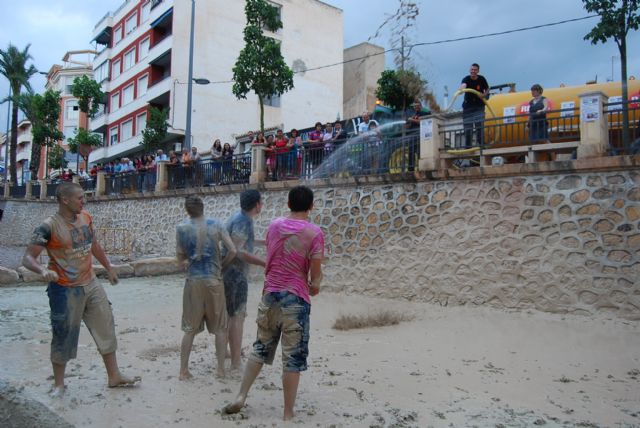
[605,100,640,154]
[167,152,251,189]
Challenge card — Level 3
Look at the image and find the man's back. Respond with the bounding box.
[224,211,254,274]
[176,218,225,280]
[264,217,324,303]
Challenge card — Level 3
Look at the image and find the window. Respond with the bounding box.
[139,38,150,59]
[113,26,123,45]
[65,100,79,120]
[109,126,119,145]
[64,125,77,142]
[121,119,133,140]
[111,92,120,112]
[125,13,138,34]
[95,61,109,83]
[122,84,134,105]
[124,48,136,71]
[141,2,151,22]
[136,112,147,135]
[264,94,281,107]
[111,59,121,79]
[64,77,75,95]
[137,75,148,97]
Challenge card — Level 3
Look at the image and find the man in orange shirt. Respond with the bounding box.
[22,182,140,397]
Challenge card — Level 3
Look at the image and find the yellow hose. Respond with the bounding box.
[444,88,499,153]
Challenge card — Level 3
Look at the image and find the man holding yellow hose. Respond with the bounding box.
[459,63,489,148]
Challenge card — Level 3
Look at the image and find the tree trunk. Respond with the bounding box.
[9,102,18,184]
[29,141,41,180]
[619,36,630,153]
[258,95,265,134]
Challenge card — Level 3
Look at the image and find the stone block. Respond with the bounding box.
[93,264,135,279]
[16,267,46,284]
[0,266,20,286]
[130,257,182,277]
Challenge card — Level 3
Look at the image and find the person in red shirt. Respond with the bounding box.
[274,129,289,179]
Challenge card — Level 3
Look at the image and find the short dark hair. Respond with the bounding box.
[185,195,204,217]
[56,182,82,202]
[288,185,314,212]
[471,63,480,69]
[240,189,261,211]
[315,122,322,127]
[530,83,543,93]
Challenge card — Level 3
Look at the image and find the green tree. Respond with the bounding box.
[0,43,37,183]
[70,75,103,120]
[583,0,640,151]
[48,143,66,171]
[69,75,105,164]
[15,89,64,179]
[141,106,169,153]
[376,69,427,113]
[232,0,294,132]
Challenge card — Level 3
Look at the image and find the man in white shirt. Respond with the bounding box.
[358,112,379,134]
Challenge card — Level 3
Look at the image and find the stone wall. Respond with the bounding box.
[2,168,639,319]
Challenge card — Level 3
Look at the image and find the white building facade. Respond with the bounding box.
[89,0,343,163]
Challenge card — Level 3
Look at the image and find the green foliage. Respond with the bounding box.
[0,43,37,183]
[232,0,294,132]
[583,0,640,150]
[48,144,66,171]
[375,69,427,112]
[141,107,169,152]
[70,75,104,119]
[67,128,103,154]
[16,89,64,178]
[583,0,639,46]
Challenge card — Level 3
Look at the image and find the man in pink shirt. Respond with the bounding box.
[223,185,324,421]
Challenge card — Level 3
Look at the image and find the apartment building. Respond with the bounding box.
[88,0,343,164]
[44,50,96,176]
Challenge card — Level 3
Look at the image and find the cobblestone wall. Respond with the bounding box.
[2,169,639,319]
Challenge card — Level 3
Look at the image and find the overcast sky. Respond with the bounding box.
[1,0,638,133]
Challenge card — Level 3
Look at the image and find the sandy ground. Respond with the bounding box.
[1,275,639,428]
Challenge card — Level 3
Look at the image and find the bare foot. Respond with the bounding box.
[108,374,142,388]
[222,396,245,415]
[48,385,66,398]
[216,368,225,379]
[283,410,295,421]
[179,371,193,381]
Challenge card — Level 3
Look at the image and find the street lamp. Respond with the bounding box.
[184,0,196,151]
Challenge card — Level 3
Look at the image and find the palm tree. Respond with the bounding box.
[0,43,37,184]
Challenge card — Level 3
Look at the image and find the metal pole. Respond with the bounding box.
[184,0,196,151]
[3,86,11,183]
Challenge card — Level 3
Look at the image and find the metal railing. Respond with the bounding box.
[440,108,581,151]
[31,181,41,199]
[105,172,139,195]
[46,180,59,199]
[167,152,252,190]
[95,227,132,257]
[79,178,96,193]
[10,184,26,198]
[294,132,420,179]
[605,100,640,154]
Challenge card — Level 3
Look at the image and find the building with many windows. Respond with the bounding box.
[45,50,96,176]
[88,0,343,164]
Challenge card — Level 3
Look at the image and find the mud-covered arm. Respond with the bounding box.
[92,238,118,285]
[220,230,237,270]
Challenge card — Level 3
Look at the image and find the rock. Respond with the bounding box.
[16,267,46,284]
[130,257,181,277]
[0,266,20,286]
[93,263,135,279]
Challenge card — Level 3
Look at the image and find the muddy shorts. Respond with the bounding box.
[47,278,117,364]
[223,267,248,317]
[248,291,311,372]
[182,277,227,335]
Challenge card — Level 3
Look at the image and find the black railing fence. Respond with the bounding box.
[167,152,252,190]
[441,107,581,150]
[31,182,41,199]
[10,184,26,198]
[46,180,59,199]
[605,99,640,154]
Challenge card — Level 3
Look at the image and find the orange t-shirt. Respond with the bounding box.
[30,211,96,286]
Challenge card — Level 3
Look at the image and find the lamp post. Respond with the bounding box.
[184,0,196,151]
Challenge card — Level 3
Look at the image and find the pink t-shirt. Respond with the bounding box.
[264,217,325,304]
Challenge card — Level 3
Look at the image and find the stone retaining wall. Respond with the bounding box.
[1,167,639,319]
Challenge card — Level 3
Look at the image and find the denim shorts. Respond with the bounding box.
[249,291,311,372]
[47,279,117,364]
